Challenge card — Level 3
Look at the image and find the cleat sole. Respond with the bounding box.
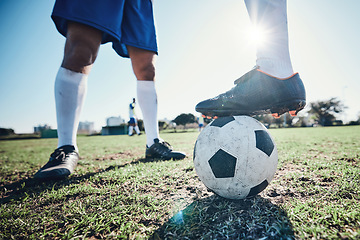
[272,113,281,119]
[202,115,219,120]
[269,100,306,118]
[289,110,297,117]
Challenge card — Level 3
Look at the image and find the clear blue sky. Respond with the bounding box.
[1,1,360,133]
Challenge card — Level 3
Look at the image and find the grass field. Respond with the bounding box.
[1,126,359,239]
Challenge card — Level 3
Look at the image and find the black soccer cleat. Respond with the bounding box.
[195,67,306,118]
[33,145,79,180]
[145,138,186,160]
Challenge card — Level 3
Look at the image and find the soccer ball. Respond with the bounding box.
[193,115,278,199]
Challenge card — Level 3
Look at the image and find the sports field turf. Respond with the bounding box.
[1,126,359,239]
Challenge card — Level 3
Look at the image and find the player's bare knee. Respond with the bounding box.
[62,41,99,73]
[128,46,156,80]
[62,22,102,73]
[134,64,155,80]
[140,67,155,80]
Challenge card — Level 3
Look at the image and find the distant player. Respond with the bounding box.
[196,0,306,119]
[34,0,186,181]
[198,115,204,132]
[128,98,141,136]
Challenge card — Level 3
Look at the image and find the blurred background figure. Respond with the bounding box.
[128,98,141,136]
[198,115,204,131]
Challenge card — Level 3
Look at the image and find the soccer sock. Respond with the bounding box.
[55,67,88,151]
[134,126,141,135]
[136,80,160,147]
[245,0,294,79]
[128,126,134,135]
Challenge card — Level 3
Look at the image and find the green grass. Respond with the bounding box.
[1,126,359,239]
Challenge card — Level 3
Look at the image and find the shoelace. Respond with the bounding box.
[49,149,66,162]
[160,141,173,150]
[49,147,75,163]
[153,142,173,155]
[39,149,66,169]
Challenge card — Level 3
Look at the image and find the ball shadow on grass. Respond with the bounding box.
[152,194,294,240]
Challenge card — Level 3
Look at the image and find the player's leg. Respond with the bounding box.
[128,126,134,136]
[128,118,136,136]
[57,22,101,149]
[127,46,185,160]
[34,22,102,180]
[245,0,293,79]
[134,125,141,135]
[133,119,141,135]
[127,46,158,144]
[114,0,185,160]
[195,0,305,118]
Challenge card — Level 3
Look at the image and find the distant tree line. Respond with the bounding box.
[0,128,15,136]
[309,97,347,126]
[173,113,196,128]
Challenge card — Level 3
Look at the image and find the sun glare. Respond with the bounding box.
[247,26,267,46]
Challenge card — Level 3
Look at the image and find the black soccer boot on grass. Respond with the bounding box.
[33,145,79,180]
[145,138,186,160]
[195,67,306,118]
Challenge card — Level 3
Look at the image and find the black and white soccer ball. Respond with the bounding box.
[193,116,278,199]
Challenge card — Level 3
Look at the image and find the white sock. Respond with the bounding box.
[128,126,134,135]
[55,67,88,151]
[134,126,140,135]
[136,80,160,147]
[245,0,294,78]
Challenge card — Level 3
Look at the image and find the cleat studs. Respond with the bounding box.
[289,110,297,117]
[272,113,281,119]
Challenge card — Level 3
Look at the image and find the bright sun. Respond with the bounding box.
[247,26,267,46]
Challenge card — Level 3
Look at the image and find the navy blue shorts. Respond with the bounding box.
[51,0,158,58]
[129,117,137,124]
